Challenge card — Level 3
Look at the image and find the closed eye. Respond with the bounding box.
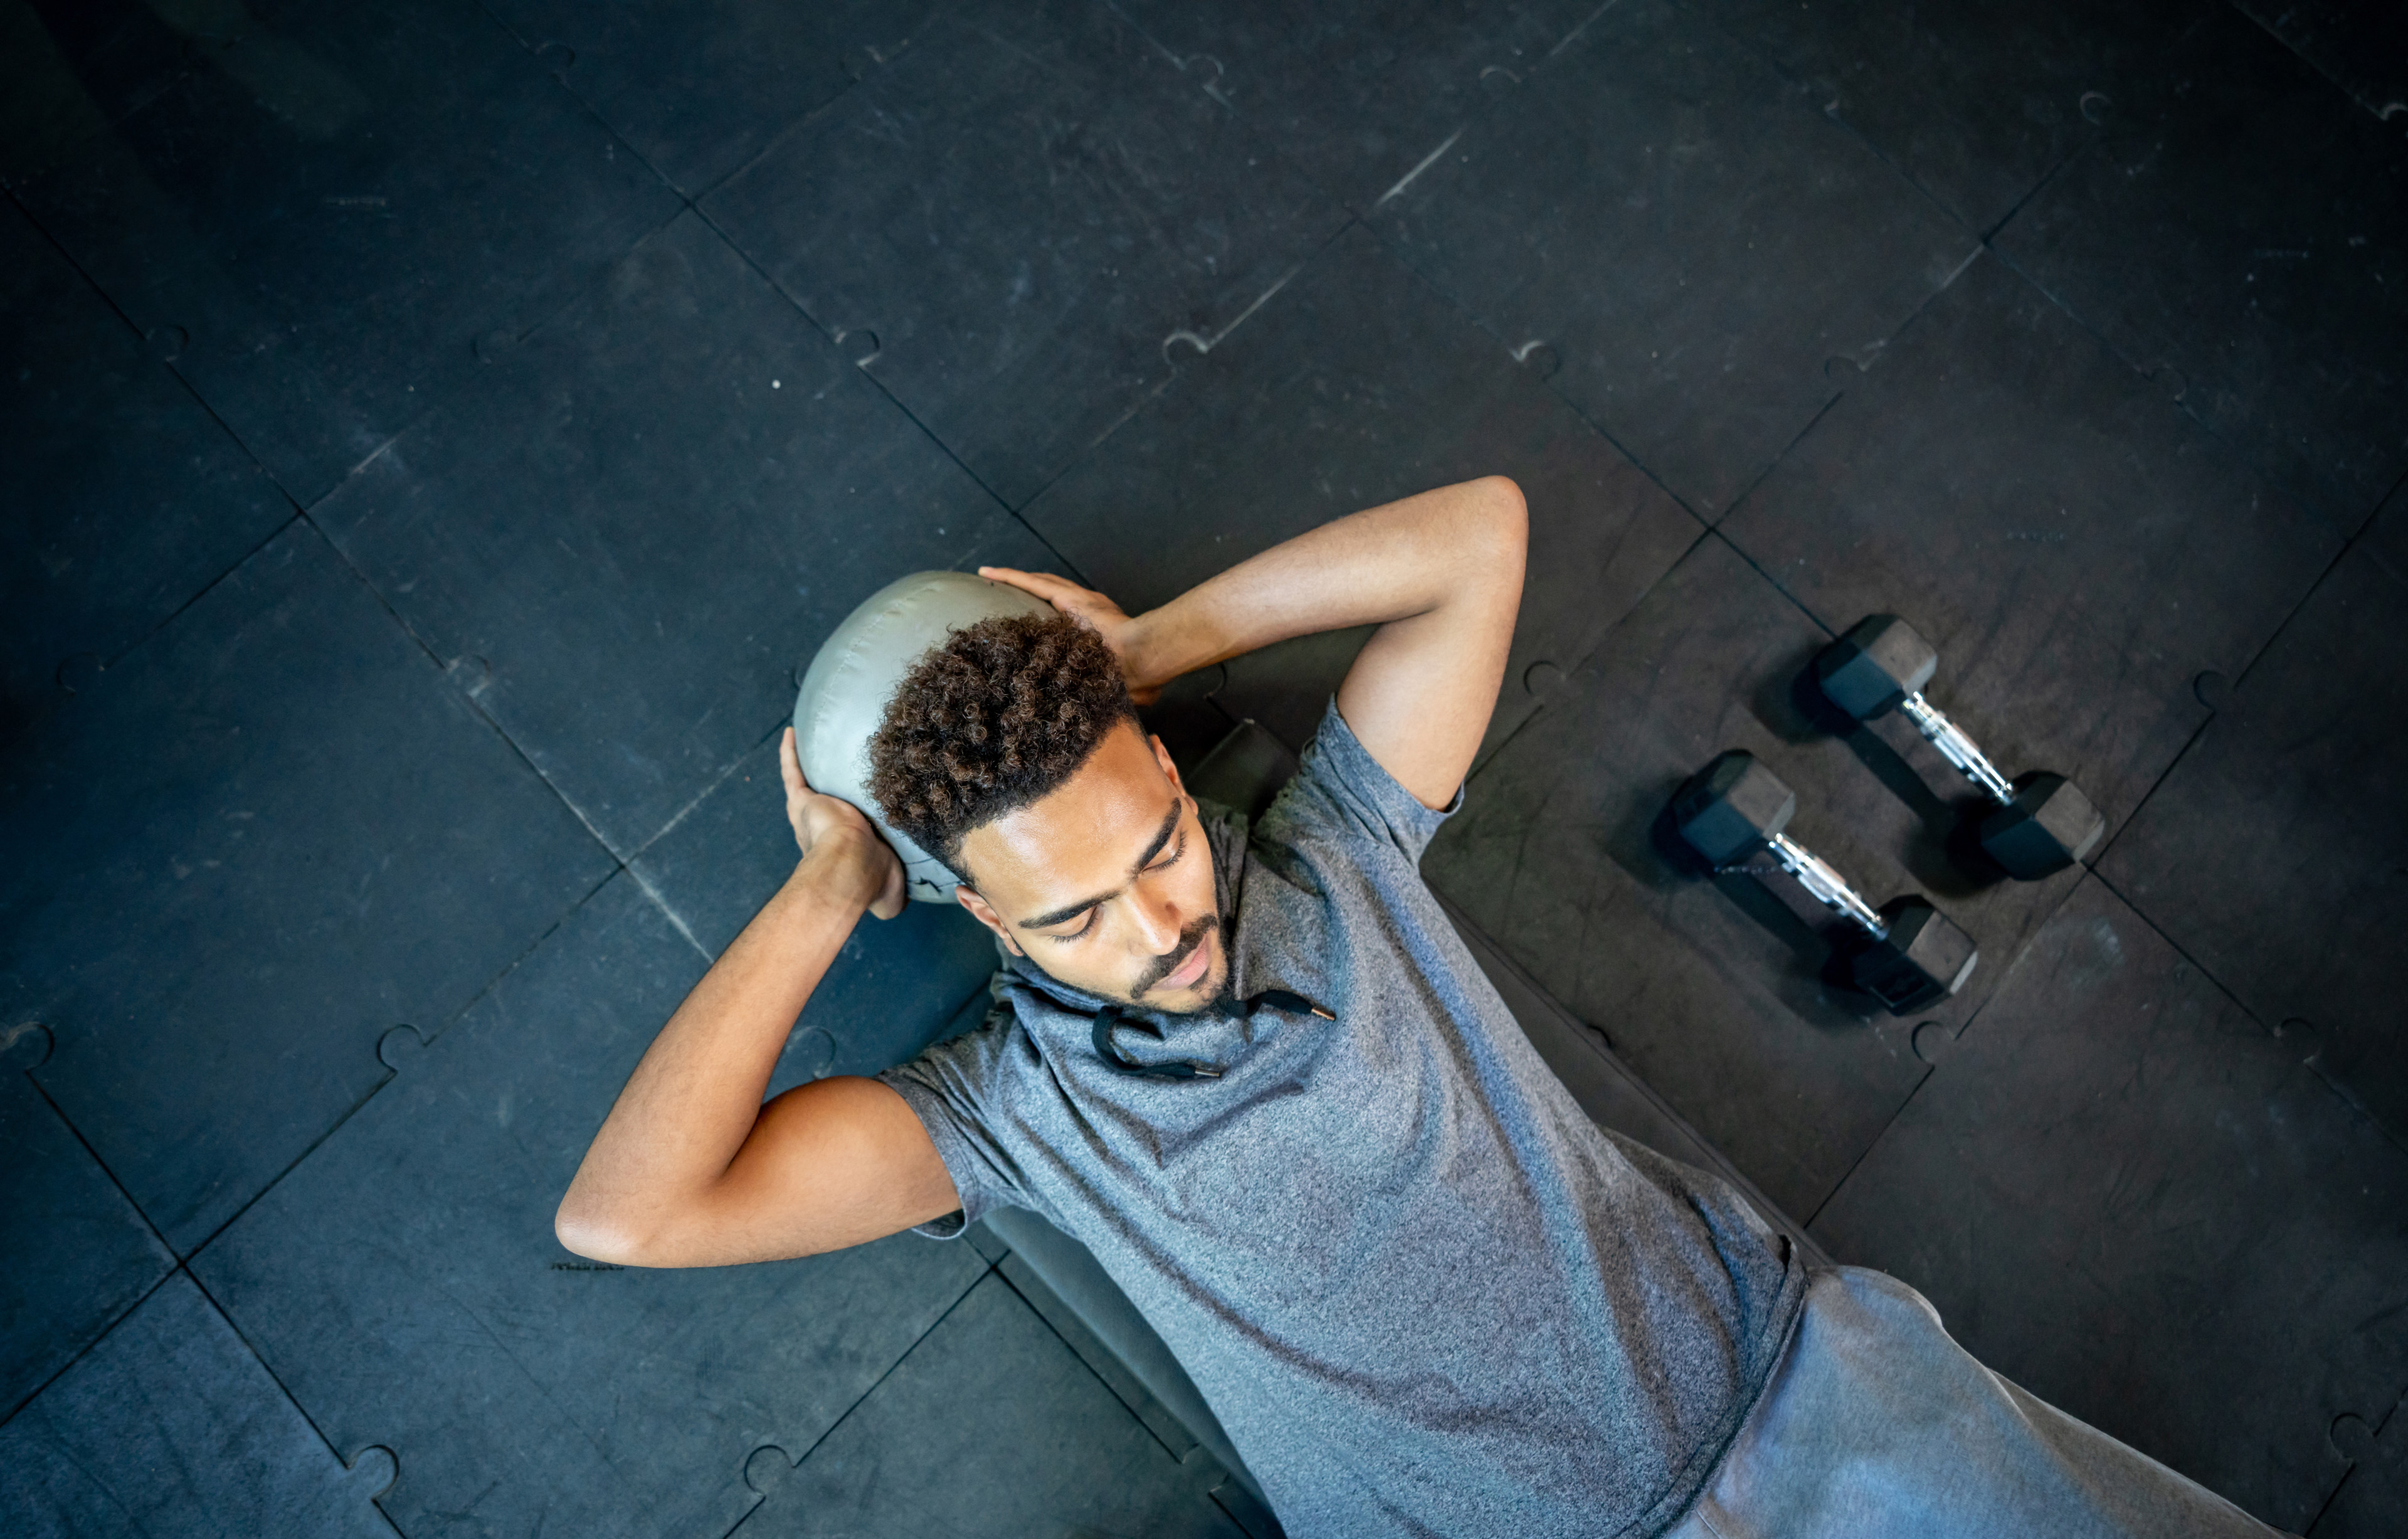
[1047,832,1184,944]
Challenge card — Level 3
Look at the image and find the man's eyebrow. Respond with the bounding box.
[1018,801,1183,931]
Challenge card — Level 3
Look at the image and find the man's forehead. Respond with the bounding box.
[958,724,1175,909]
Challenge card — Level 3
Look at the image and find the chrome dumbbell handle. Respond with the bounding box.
[1899,693,2015,805]
[1766,832,1888,939]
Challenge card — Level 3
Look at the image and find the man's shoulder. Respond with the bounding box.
[896,982,1046,1089]
[1244,703,1456,875]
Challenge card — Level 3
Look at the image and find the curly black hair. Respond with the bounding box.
[867,613,1139,879]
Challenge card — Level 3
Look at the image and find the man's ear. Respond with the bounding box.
[954,884,1024,956]
[1148,732,1187,801]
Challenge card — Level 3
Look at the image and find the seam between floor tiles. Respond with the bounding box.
[287,186,979,876]
[2070,515,2404,1054]
[1,187,316,669]
[630,758,758,867]
[14,113,690,519]
[1783,860,2208,1238]
[1311,0,1622,230]
[472,0,725,214]
[984,1259,1200,1470]
[625,861,712,963]
[165,908,1008,1516]
[0,504,305,758]
[667,18,931,210]
[679,196,1082,581]
[13,198,314,531]
[2303,1463,2357,1536]
[2086,865,2408,1161]
[658,2,1201,556]
[16,522,633,1269]
[1803,882,2405,1530]
[1708,388,1851,534]
[11,156,695,740]
[2307,1383,2408,1531]
[1798,1059,1938,1237]
[290,508,630,860]
[717,1264,997,1539]
[1003,212,1365,526]
[1973,130,2095,247]
[2224,0,2407,127]
[1790,854,2099,1234]
[3,1052,193,1429]
[2227,508,2408,698]
[4,185,152,349]
[3,1262,406,1538]
[312,185,694,510]
[468,0,704,204]
[1361,117,1987,542]
[623,713,794,872]
[180,860,618,1266]
[1787,794,2408,1227]
[1699,524,1844,642]
[1352,220,1709,527]
[0,1252,179,1434]
[1677,0,1993,246]
[14,1061,175,1260]
[1671,216,1984,546]
[87,510,304,675]
[687,181,1358,579]
[1706,239,2356,985]
[1977,236,2372,540]
[179,1263,406,1533]
[2081,700,2222,876]
[1464,517,1719,773]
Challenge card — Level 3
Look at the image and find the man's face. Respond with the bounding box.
[953,722,1228,1013]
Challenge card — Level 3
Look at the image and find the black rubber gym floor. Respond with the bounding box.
[3,1,2403,1534]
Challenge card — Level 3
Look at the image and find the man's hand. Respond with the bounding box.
[985,478,1526,810]
[779,727,906,919]
[976,566,1164,705]
[552,734,953,1267]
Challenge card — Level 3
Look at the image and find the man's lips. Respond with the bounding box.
[1158,936,1213,990]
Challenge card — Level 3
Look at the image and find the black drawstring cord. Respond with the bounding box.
[1090,1007,1217,1080]
[1240,988,1335,1022]
[1089,992,1334,1080]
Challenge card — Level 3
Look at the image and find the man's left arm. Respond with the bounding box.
[982,475,1527,809]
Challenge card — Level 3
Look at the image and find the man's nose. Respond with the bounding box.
[1129,888,1183,954]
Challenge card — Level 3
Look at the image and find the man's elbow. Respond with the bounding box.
[554,1196,652,1268]
[1467,474,1528,578]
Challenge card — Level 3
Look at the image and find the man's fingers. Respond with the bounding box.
[978,565,1050,593]
[979,566,1081,608]
[781,726,806,795]
[869,863,908,921]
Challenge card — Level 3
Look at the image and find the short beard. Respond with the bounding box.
[1127,914,1228,1013]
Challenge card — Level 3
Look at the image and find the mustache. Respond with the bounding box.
[1132,914,1220,998]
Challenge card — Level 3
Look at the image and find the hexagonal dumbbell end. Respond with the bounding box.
[1842,897,1978,1014]
[1977,771,2106,880]
[1669,750,1795,868]
[1812,614,1939,722]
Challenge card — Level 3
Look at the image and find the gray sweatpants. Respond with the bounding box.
[1667,1267,2284,1539]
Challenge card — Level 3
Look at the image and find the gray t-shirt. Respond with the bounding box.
[882,703,1804,1537]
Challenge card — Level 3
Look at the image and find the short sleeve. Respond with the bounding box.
[877,1005,1046,1238]
[1263,698,1461,865]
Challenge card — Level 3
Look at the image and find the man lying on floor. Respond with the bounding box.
[556,478,2279,1539]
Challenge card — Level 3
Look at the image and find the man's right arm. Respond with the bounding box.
[553,729,962,1268]
[984,476,1527,812]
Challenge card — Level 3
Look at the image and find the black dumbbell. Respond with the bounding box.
[1670,751,1978,1015]
[1812,615,2105,881]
